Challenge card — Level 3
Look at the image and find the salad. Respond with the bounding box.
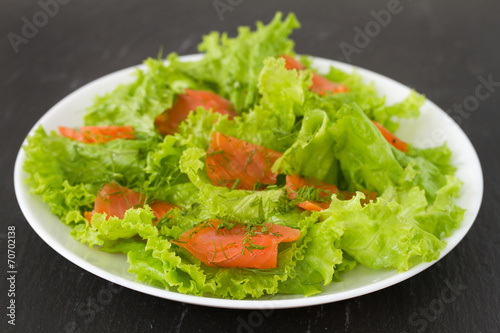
[23,12,465,299]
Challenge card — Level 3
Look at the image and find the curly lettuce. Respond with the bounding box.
[21,12,466,300]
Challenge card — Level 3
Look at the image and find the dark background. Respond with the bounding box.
[1,0,499,332]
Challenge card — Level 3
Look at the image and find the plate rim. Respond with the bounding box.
[14,54,484,310]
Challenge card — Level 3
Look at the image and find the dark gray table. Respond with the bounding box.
[2,1,499,332]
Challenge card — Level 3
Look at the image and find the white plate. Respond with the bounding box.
[14,55,483,309]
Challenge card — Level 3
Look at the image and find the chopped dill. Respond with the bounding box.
[212,239,217,262]
[243,148,257,172]
[293,185,331,204]
[242,226,269,254]
[230,178,241,190]
[155,215,173,228]
[253,182,267,191]
[220,241,229,260]
[249,196,261,207]
[207,149,225,157]
[189,228,199,240]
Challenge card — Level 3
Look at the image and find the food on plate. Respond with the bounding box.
[285,174,377,211]
[154,89,236,135]
[281,54,350,95]
[22,12,465,299]
[206,131,283,190]
[171,220,300,269]
[83,183,177,224]
[58,125,135,143]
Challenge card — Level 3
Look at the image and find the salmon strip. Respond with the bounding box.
[84,183,177,224]
[280,55,349,95]
[154,89,236,136]
[171,220,300,269]
[206,132,283,190]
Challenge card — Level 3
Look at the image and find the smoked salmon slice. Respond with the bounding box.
[372,121,408,152]
[171,220,300,269]
[206,132,283,190]
[280,55,349,95]
[154,89,236,136]
[286,174,376,211]
[58,126,135,143]
[286,174,340,211]
[84,183,177,224]
[310,73,350,95]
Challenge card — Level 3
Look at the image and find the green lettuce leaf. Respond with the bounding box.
[185,12,300,111]
[409,143,457,176]
[273,109,339,184]
[72,206,158,247]
[279,212,344,296]
[372,90,425,132]
[24,126,155,188]
[303,62,423,133]
[393,144,456,202]
[317,68,385,120]
[174,56,306,153]
[223,56,306,152]
[175,107,232,150]
[328,192,445,271]
[21,13,467,301]
[100,238,146,254]
[331,104,404,192]
[415,175,465,238]
[23,126,150,228]
[332,253,358,282]
[143,135,198,206]
[128,237,216,295]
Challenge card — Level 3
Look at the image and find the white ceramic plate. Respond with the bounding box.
[14,55,483,309]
